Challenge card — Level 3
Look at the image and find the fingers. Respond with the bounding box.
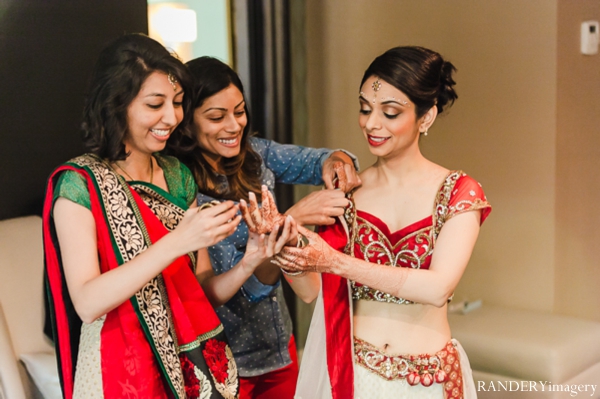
[207,203,239,227]
[288,217,299,241]
[265,223,280,256]
[345,164,362,191]
[319,190,348,221]
[197,200,236,217]
[262,186,286,228]
[210,215,242,244]
[333,162,347,192]
[248,192,265,232]
[270,257,284,268]
[274,216,294,252]
[273,252,293,269]
[319,216,337,226]
[261,185,274,220]
[323,170,335,190]
[275,247,304,268]
[193,201,239,231]
[239,199,254,230]
[296,224,321,243]
[258,233,266,248]
[322,159,341,190]
[247,192,259,219]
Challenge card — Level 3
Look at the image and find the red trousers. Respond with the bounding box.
[239,336,299,399]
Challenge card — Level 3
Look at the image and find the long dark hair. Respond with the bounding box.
[361,46,458,118]
[168,56,262,202]
[82,33,193,161]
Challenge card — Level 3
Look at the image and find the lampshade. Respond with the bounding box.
[152,8,197,43]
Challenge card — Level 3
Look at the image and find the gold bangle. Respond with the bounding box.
[281,268,305,277]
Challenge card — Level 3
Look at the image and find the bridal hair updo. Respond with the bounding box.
[360,46,458,118]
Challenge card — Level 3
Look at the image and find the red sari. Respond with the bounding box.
[43,154,239,399]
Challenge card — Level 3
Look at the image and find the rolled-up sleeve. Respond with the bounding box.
[252,137,331,185]
[251,137,359,184]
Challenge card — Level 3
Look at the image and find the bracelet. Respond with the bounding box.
[281,268,305,277]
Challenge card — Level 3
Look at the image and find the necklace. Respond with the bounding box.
[114,156,154,184]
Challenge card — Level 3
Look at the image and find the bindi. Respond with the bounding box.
[359,77,409,106]
[359,91,409,106]
[167,72,177,91]
[372,79,382,92]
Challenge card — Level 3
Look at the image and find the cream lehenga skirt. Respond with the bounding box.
[295,290,477,399]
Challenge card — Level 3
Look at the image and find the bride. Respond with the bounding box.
[243,46,491,399]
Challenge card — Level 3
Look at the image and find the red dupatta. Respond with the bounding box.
[43,154,238,399]
[317,220,355,399]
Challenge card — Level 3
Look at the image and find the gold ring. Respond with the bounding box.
[197,200,221,212]
[296,234,309,248]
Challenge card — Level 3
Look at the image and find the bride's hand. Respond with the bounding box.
[241,215,299,271]
[240,185,287,235]
[272,225,342,275]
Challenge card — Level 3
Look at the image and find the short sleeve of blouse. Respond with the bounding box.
[157,154,198,207]
[180,163,197,207]
[447,173,491,225]
[54,170,91,210]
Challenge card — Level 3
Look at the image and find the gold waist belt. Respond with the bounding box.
[353,337,465,398]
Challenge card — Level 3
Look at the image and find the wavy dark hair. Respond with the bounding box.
[168,56,263,202]
[360,46,458,118]
[82,33,194,161]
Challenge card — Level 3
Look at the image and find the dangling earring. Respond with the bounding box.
[422,130,428,136]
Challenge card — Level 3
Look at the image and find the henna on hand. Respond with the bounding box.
[323,152,361,193]
[333,161,348,192]
[273,226,344,274]
[241,185,286,234]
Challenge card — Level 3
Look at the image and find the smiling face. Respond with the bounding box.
[358,76,426,158]
[125,71,184,155]
[193,84,247,171]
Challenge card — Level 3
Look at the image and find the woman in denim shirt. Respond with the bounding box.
[168,56,360,399]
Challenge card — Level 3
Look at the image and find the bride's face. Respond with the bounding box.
[358,76,422,158]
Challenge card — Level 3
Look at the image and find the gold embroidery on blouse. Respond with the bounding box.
[348,170,477,305]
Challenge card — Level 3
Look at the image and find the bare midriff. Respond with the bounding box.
[352,300,451,355]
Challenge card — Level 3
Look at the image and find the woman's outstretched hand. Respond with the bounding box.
[242,215,299,272]
[272,225,342,275]
[240,185,287,235]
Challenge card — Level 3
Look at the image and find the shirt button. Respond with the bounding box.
[272,296,277,302]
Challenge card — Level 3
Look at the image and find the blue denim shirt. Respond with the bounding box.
[197,137,357,377]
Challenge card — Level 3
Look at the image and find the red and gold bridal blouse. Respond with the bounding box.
[320,170,492,305]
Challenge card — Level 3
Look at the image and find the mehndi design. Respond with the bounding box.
[332,161,348,192]
[240,186,287,235]
[273,226,343,275]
